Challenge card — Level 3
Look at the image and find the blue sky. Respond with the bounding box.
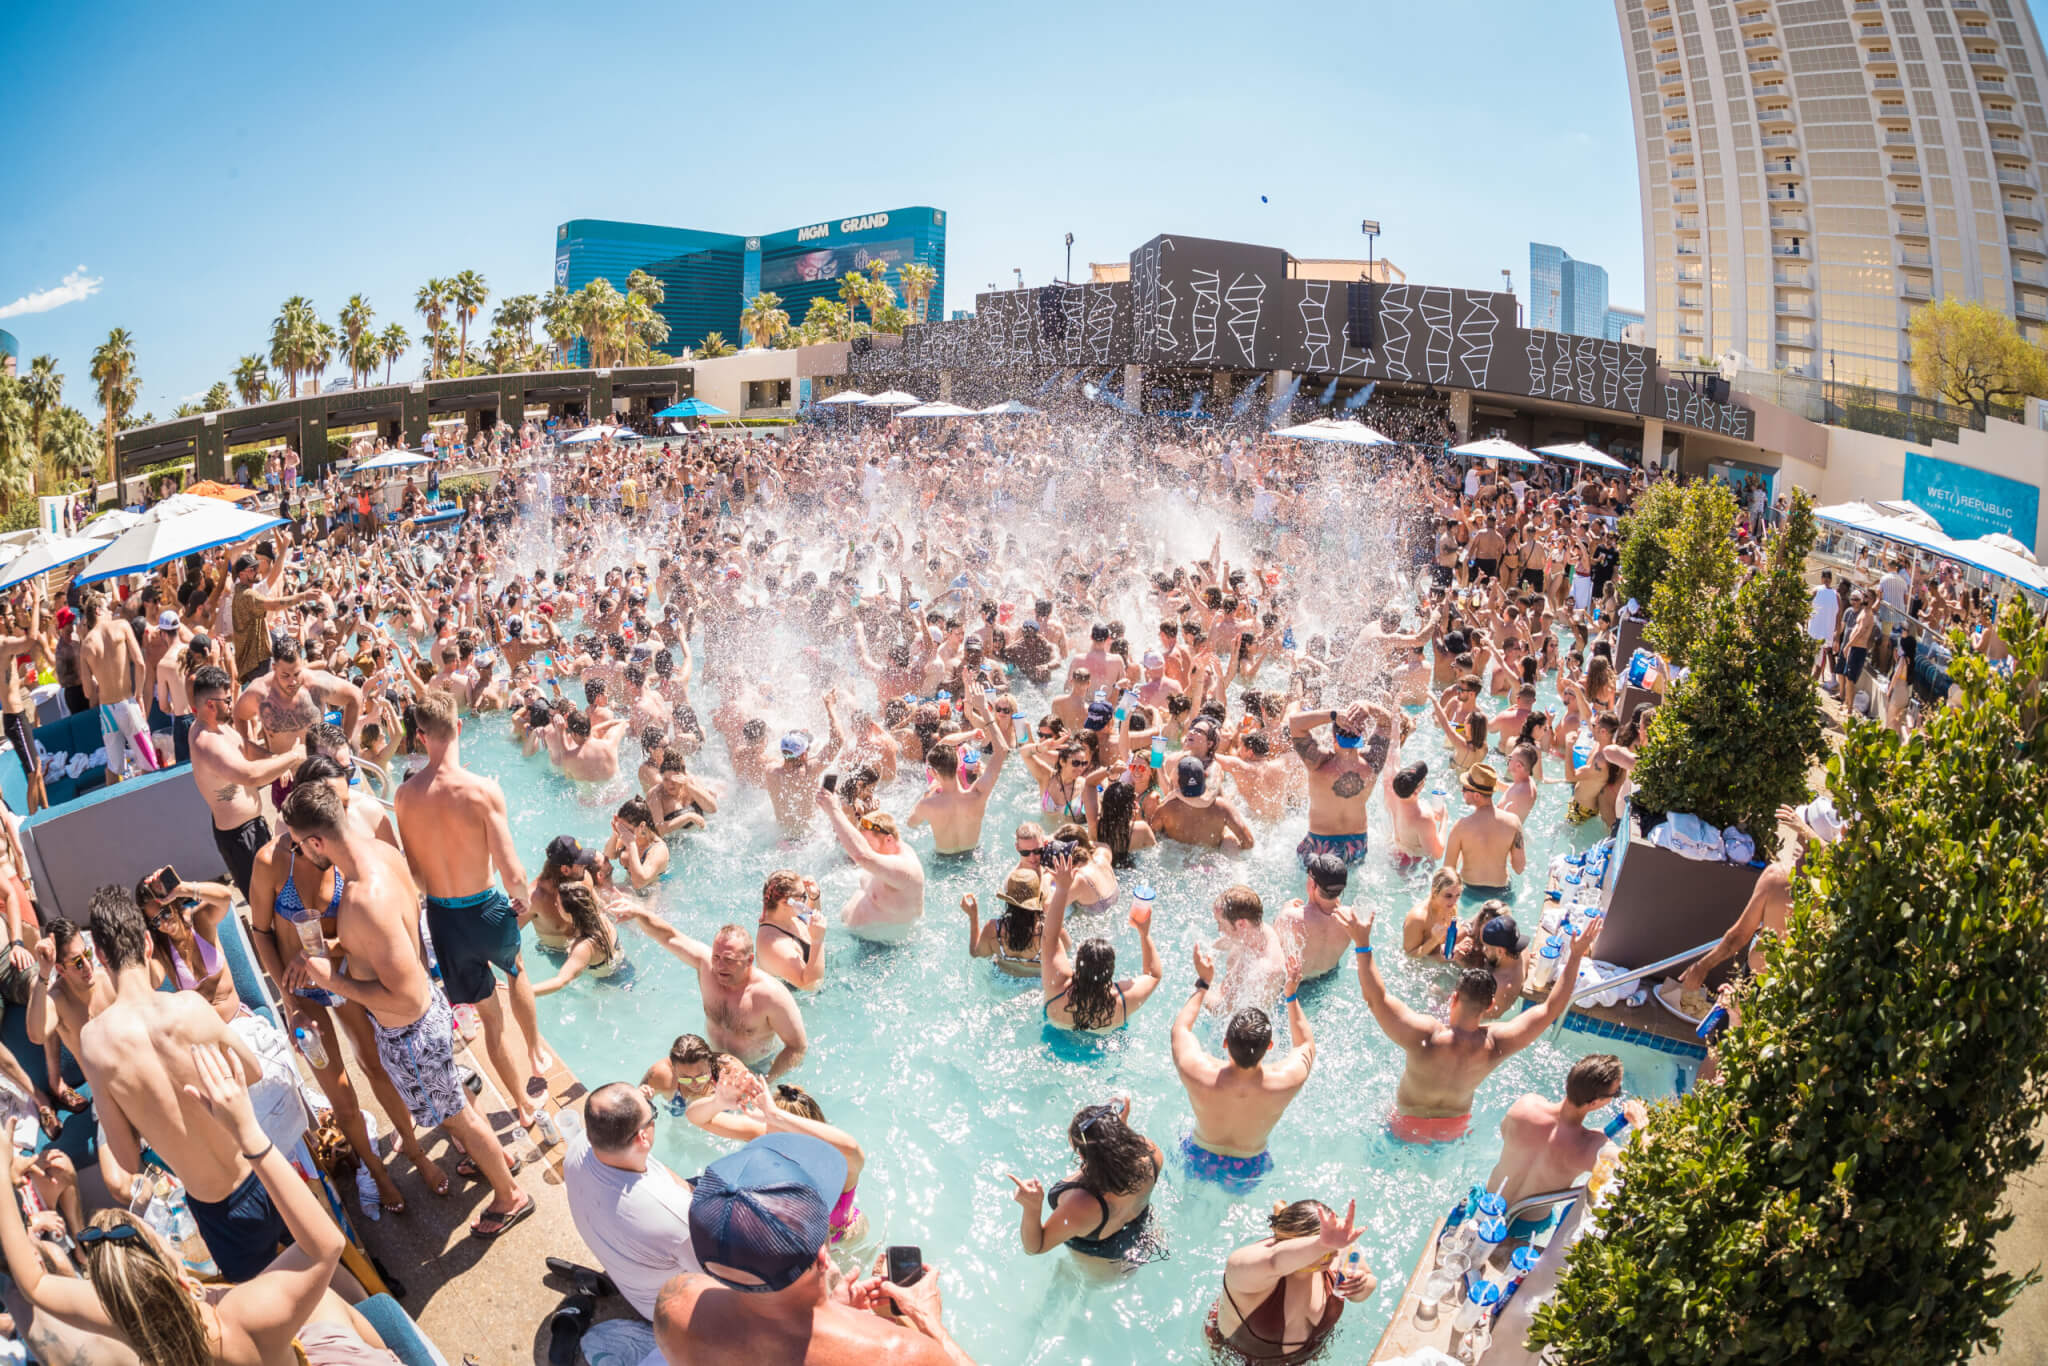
[7,0,1701,415]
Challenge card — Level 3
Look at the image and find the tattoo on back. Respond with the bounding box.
[1332,771,1367,799]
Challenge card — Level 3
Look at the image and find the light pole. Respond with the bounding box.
[1359,219,1380,283]
[1014,268,1024,291]
[1064,233,1075,286]
[1502,268,1517,326]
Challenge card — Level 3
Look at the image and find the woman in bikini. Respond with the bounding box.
[1052,823,1120,916]
[1431,690,1490,775]
[1087,772,1158,867]
[136,874,241,1023]
[961,868,1061,977]
[755,868,825,991]
[529,884,624,996]
[1007,1098,1166,1274]
[1041,855,1160,1033]
[1401,867,1464,959]
[1024,742,1093,825]
[1207,1199,1377,1363]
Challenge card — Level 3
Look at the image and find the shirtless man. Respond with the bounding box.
[1336,904,1594,1144]
[278,782,532,1236]
[1211,732,1291,823]
[545,707,631,782]
[1208,885,1290,1015]
[233,637,362,764]
[1501,743,1540,822]
[1172,942,1313,1194]
[0,588,49,811]
[393,691,549,1127]
[1672,802,1806,1000]
[1383,761,1447,868]
[73,888,289,1281]
[1287,698,1393,868]
[905,724,1011,856]
[1273,853,1355,981]
[816,796,925,942]
[762,693,846,836]
[26,920,111,1115]
[1153,756,1256,850]
[1486,1054,1642,1244]
[78,595,157,780]
[616,912,807,1079]
[187,666,305,897]
[1442,763,1526,898]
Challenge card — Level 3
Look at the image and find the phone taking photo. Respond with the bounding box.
[151,867,180,901]
[885,1244,924,1288]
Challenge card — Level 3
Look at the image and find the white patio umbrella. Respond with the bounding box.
[1874,498,1944,532]
[980,399,1042,415]
[897,402,979,418]
[1537,441,1631,472]
[0,531,111,591]
[74,494,286,585]
[1968,530,2037,564]
[560,424,621,446]
[1451,436,1545,466]
[352,450,433,474]
[816,390,872,406]
[1951,536,2048,592]
[859,390,924,407]
[1274,418,1391,445]
[80,508,145,538]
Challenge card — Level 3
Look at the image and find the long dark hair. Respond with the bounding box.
[1069,1103,1153,1197]
[559,884,614,962]
[1067,938,1120,1030]
[1000,901,1039,954]
[1097,778,1139,868]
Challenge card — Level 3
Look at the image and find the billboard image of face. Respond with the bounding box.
[763,239,913,289]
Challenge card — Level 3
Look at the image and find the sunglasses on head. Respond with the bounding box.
[78,1223,144,1250]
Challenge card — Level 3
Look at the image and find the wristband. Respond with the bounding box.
[1279,991,1298,1005]
[241,1140,275,1164]
[1192,978,1211,993]
[1353,944,1373,957]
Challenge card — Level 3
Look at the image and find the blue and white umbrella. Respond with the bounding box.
[655,397,728,419]
[351,450,433,474]
[74,494,285,585]
[0,531,111,591]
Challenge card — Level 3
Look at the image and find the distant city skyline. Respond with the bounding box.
[8,0,2040,416]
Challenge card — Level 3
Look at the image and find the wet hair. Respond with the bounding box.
[762,869,806,912]
[1463,710,1488,750]
[585,1081,653,1152]
[305,721,347,758]
[1067,938,1121,1030]
[617,796,654,829]
[925,741,957,774]
[270,636,301,666]
[669,1033,712,1070]
[558,883,611,950]
[1217,884,1263,925]
[281,776,347,843]
[1429,867,1463,902]
[1096,780,1142,868]
[1269,1199,1333,1239]
[295,753,348,788]
[566,710,592,738]
[1454,966,1498,1007]
[1225,1008,1274,1068]
[87,886,150,973]
[1566,1053,1625,1107]
[773,1083,826,1122]
[1068,1103,1153,1196]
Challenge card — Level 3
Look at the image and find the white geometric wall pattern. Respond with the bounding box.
[1189,269,1222,364]
[1376,288,1415,381]
[1225,273,1266,367]
[1599,340,1621,410]
[1527,329,1547,397]
[1418,288,1454,384]
[1574,336,1597,407]
[1300,282,1333,372]
[1454,291,1497,389]
[1621,346,1645,414]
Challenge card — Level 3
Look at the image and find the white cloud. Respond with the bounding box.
[0,267,103,320]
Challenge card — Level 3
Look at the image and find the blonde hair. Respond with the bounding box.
[1429,868,1462,901]
[412,689,459,741]
[80,1209,212,1366]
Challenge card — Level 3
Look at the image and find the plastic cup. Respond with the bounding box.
[1129,885,1156,929]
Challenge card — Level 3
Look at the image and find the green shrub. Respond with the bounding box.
[1630,491,1823,852]
[1616,479,1685,608]
[1531,585,2048,1365]
[1644,481,1739,669]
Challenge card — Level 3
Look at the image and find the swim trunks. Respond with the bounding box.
[1391,849,1427,873]
[1505,1202,1568,1242]
[1180,1134,1273,1195]
[96,698,159,778]
[372,989,465,1127]
[212,815,271,899]
[1388,1111,1472,1145]
[423,887,523,1006]
[3,711,37,785]
[1296,831,1369,867]
[1460,882,1512,903]
[1567,799,1599,825]
[185,1168,291,1282]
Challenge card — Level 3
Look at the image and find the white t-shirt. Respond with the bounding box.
[1877,571,1908,612]
[563,1135,703,1320]
[1807,584,1841,641]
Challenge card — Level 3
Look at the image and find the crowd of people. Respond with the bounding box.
[0,393,1992,1365]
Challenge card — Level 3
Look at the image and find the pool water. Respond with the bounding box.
[453,652,1684,1363]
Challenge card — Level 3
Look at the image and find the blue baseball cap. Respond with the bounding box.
[689,1133,847,1293]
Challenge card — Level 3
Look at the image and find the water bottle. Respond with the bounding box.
[1092,688,1108,705]
[535,1107,563,1146]
[1452,1276,1503,1334]
[1530,939,1563,991]
[294,1025,329,1070]
[1495,1245,1542,1317]
[1014,715,1032,746]
[1437,1187,1476,1253]
[1149,736,1166,769]
[1603,1102,1633,1139]
[1282,626,1296,650]
[164,1181,218,1278]
[1443,920,1459,960]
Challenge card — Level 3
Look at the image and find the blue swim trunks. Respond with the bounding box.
[1506,1202,1568,1242]
[423,887,522,1007]
[1180,1134,1273,1195]
[1296,831,1369,868]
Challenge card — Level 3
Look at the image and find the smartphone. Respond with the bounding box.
[822,773,839,794]
[885,1245,924,1288]
[151,867,180,901]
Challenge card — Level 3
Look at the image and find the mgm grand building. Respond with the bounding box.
[838,232,1785,482]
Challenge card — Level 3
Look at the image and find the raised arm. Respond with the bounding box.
[1170,942,1216,1079]
[1490,924,1599,1056]
[1331,907,1438,1049]
[612,901,712,970]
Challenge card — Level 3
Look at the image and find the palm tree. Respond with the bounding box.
[741,292,790,349]
[355,334,383,390]
[574,279,625,367]
[801,297,852,344]
[231,355,267,406]
[89,328,138,487]
[493,294,542,366]
[171,401,203,418]
[308,321,338,391]
[0,378,29,514]
[541,286,576,366]
[43,405,99,486]
[22,356,62,485]
[698,332,737,358]
[378,323,409,384]
[259,379,283,402]
[203,381,233,412]
[415,279,450,378]
[269,296,317,398]
[837,270,875,331]
[450,271,488,374]
[899,262,938,325]
[339,294,375,386]
[624,293,669,364]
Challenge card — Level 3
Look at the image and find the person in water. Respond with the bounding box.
[1172,942,1314,1194]
[1007,1098,1166,1271]
[1205,1198,1377,1362]
[1040,854,1161,1032]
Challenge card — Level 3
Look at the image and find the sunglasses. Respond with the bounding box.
[62,948,94,971]
[78,1224,144,1250]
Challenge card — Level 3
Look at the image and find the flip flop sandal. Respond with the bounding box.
[457,1148,524,1181]
[471,1192,536,1239]
[51,1087,87,1113]
[34,1100,60,1139]
[545,1256,618,1299]
[546,1293,594,1366]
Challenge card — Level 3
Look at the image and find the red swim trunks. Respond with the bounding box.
[1388,1111,1472,1145]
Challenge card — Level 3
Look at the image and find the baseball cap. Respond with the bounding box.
[1481,914,1530,956]
[690,1133,847,1293]
[1141,650,1165,669]
[1304,851,1349,898]
[54,608,74,628]
[1177,754,1209,798]
[1333,723,1363,750]
[1084,701,1113,731]
[780,731,812,758]
[545,835,598,869]
[157,611,180,631]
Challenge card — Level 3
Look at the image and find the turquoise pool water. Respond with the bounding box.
[451,648,1686,1363]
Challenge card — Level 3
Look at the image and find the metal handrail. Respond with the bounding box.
[1564,938,1723,1006]
[1503,1185,1586,1227]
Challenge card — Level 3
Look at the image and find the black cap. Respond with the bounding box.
[1177,754,1208,798]
[1304,851,1348,897]
[1084,701,1113,730]
[545,835,598,869]
[1481,915,1529,956]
